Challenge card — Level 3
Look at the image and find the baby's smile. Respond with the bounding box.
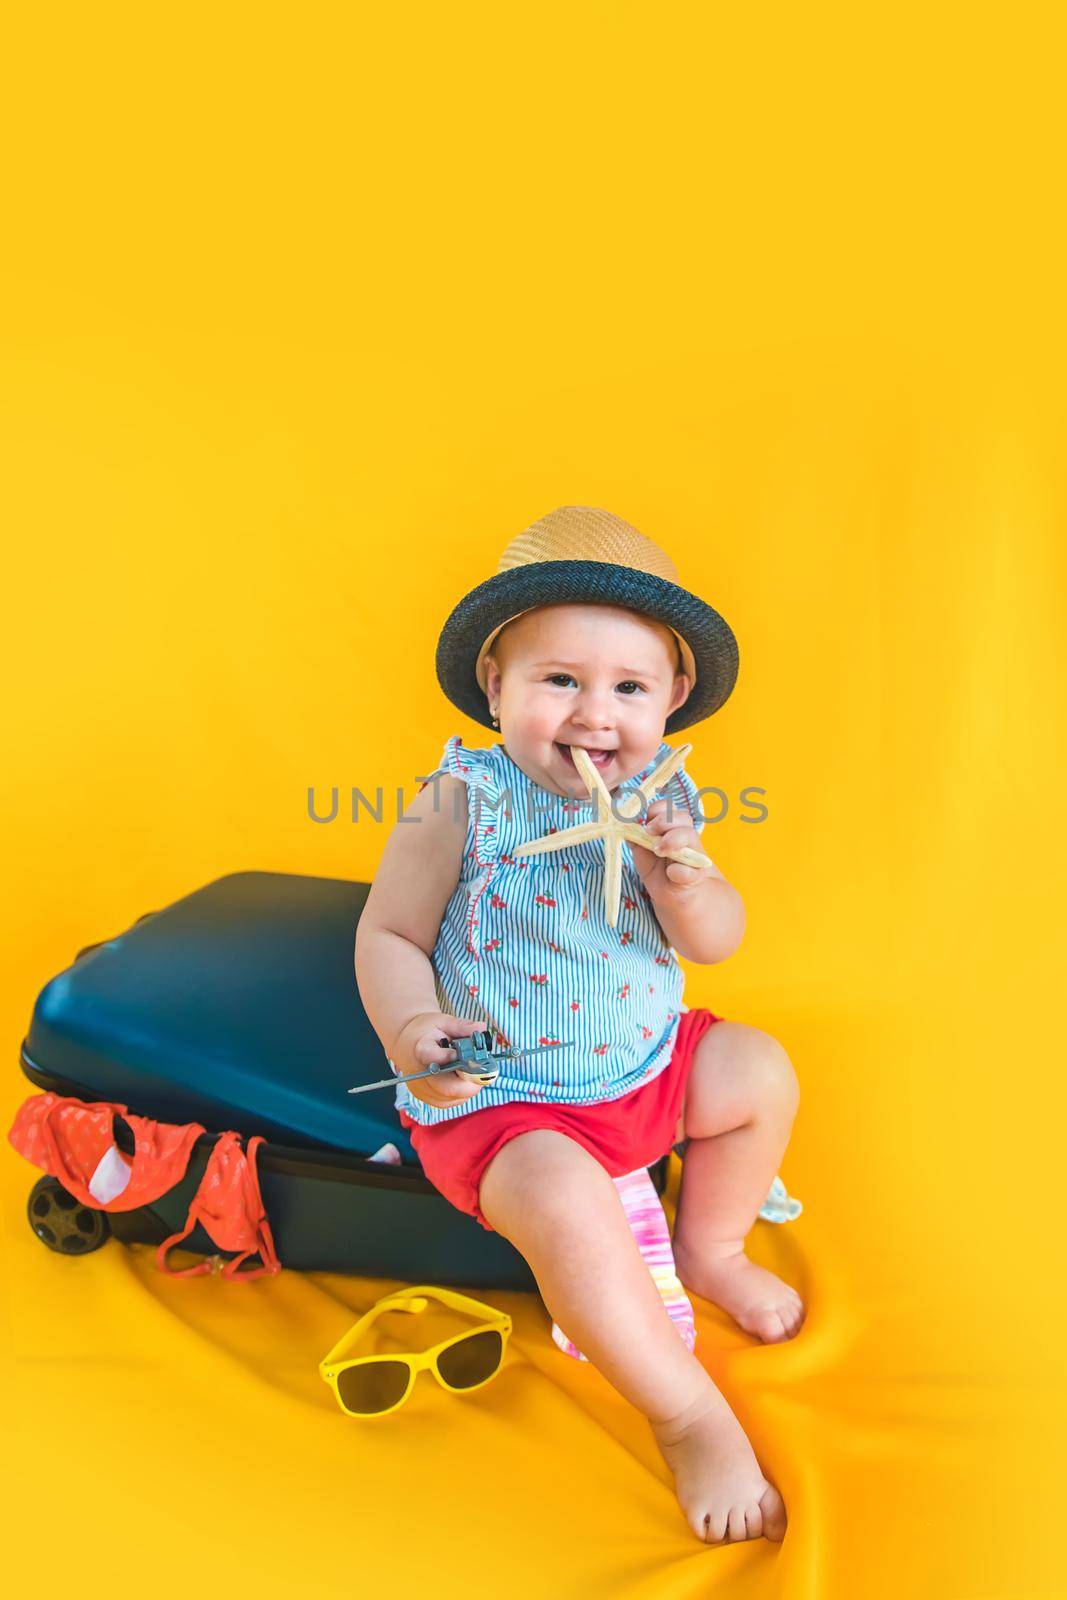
[553,741,616,775]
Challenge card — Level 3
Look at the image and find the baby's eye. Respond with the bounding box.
[545,674,646,694]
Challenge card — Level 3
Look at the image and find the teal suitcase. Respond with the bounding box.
[16,871,675,1288]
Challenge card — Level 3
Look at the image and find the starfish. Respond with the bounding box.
[512,743,715,927]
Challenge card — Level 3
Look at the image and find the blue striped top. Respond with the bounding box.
[392,736,708,1126]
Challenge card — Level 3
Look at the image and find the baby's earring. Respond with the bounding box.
[490,705,500,728]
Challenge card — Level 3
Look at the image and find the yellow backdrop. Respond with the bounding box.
[1,4,1063,1596]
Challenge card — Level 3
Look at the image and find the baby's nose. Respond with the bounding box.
[572,701,615,731]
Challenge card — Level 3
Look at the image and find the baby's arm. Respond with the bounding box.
[635,797,745,965]
[354,774,489,1107]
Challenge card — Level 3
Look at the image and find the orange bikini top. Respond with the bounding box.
[8,1092,281,1282]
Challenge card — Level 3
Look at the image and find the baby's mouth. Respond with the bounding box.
[555,743,615,773]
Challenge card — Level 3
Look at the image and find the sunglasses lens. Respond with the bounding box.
[436,1329,504,1390]
[336,1359,411,1415]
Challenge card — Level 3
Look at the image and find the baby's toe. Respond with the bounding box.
[726,1503,755,1543]
[702,1507,734,1544]
[703,1495,776,1544]
[746,1306,793,1343]
[760,1485,788,1542]
[779,1299,802,1336]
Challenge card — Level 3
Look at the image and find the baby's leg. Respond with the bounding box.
[479,1129,787,1545]
[672,1022,804,1344]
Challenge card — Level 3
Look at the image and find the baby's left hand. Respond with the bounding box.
[628,798,715,896]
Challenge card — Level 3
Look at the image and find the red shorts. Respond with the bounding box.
[397,1008,723,1232]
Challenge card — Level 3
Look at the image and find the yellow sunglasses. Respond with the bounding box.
[319,1285,513,1418]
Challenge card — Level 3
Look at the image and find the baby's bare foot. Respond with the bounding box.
[673,1241,805,1343]
[650,1389,787,1544]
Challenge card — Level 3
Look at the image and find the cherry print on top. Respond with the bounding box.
[391,736,708,1127]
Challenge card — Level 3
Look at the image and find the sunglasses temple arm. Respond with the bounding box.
[322,1297,431,1365]
[322,1305,389,1365]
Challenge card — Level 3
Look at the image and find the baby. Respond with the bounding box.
[355,506,803,1546]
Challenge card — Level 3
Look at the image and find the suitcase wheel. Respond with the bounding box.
[27,1177,111,1256]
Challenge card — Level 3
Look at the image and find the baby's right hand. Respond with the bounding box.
[391,1012,493,1109]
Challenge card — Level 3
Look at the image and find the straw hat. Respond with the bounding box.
[435,505,739,735]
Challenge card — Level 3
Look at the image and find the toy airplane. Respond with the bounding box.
[348,1030,575,1094]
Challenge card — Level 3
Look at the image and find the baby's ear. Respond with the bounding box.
[668,673,693,715]
[483,653,502,698]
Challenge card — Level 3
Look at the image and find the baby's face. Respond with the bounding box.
[482,603,692,798]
